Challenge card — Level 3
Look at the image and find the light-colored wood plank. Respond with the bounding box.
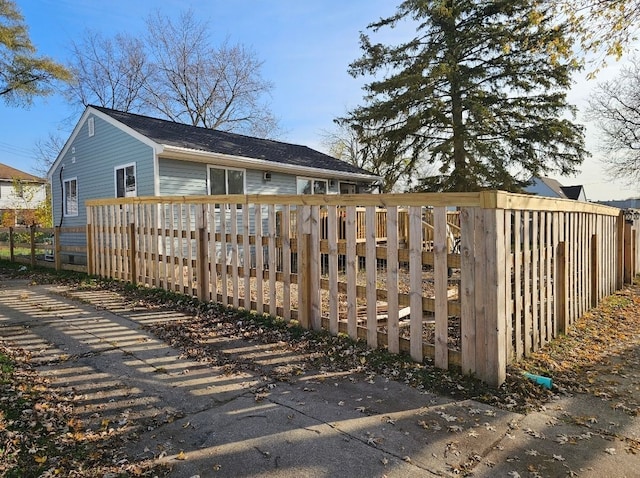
[513,210,523,359]
[503,210,513,362]
[483,208,507,387]
[310,205,321,330]
[523,210,531,355]
[433,206,448,369]
[460,207,476,375]
[230,205,239,309]
[531,211,539,351]
[346,205,358,340]
[282,205,292,321]
[219,207,228,306]
[255,204,264,314]
[268,204,277,316]
[366,205,378,348]
[386,206,400,354]
[409,206,423,362]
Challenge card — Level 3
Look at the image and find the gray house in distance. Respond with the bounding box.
[47,105,379,264]
[525,176,587,202]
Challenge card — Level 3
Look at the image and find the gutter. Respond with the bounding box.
[158,144,381,183]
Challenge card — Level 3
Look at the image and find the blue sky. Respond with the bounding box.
[1,0,637,201]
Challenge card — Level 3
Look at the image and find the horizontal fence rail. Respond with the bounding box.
[84,192,638,386]
[0,225,88,272]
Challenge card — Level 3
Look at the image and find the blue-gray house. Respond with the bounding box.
[47,106,379,264]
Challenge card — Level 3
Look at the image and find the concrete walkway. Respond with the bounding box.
[0,276,639,477]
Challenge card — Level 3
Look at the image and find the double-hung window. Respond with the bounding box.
[63,178,78,217]
[115,163,137,198]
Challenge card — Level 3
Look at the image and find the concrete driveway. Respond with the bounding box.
[1,275,639,477]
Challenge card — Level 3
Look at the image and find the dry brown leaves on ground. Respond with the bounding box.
[0,344,169,478]
[511,284,640,416]
[1,261,639,475]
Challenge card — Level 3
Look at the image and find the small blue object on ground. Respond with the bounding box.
[523,372,553,389]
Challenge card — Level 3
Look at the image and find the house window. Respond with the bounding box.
[63,178,78,217]
[88,117,95,137]
[297,177,328,195]
[208,166,245,195]
[115,163,136,197]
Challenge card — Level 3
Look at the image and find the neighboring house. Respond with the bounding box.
[597,198,640,209]
[0,163,47,226]
[47,105,380,264]
[524,177,587,202]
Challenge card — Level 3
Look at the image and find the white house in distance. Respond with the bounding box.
[47,105,380,264]
[0,162,47,226]
[525,176,588,202]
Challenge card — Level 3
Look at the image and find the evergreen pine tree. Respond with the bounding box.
[343,0,588,192]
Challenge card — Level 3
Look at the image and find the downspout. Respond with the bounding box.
[58,166,64,227]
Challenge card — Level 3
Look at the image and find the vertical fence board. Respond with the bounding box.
[268,204,277,316]
[523,211,532,355]
[230,205,239,309]
[282,205,292,321]
[434,206,448,369]
[386,206,400,354]
[483,208,507,386]
[513,210,523,359]
[310,205,321,330]
[327,205,339,335]
[531,211,539,351]
[255,204,264,314]
[346,206,358,340]
[366,205,378,348]
[243,204,251,311]
[504,210,513,362]
[409,206,423,363]
[460,207,476,375]
[473,207,487,378]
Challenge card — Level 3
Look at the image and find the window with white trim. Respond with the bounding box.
[88,117,95,137]
[297,177,327,195]
[115,163,137,197]
[63,178,78,216]
[208,166,245,195]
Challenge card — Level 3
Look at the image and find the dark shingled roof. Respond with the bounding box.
[560,185,584,200]
[92,106,375,177]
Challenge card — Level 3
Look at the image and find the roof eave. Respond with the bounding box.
[159,144,381,183]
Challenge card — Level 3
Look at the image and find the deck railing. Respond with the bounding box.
[84,192,638,386]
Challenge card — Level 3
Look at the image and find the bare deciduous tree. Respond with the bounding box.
[63,9,279,138]
[33,132,65,177]
[324,121,431,193]
[144,10,277,136]
[587,56,640,186]
[64,31,151,113]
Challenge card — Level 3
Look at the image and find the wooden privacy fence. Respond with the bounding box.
[85,192,639,386]
[0,225,88,272]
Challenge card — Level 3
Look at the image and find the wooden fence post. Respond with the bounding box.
[29,225,36,268]
[591,234,598,307]
[9,227,14,263]
[623,222,632,284]
[54,226,62,271]
[297,205,312,329]
[480,207,507,387]
[196,204,208,301]
[616,212,625,289]
[129,220,137,286]
[556,241,567,334]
